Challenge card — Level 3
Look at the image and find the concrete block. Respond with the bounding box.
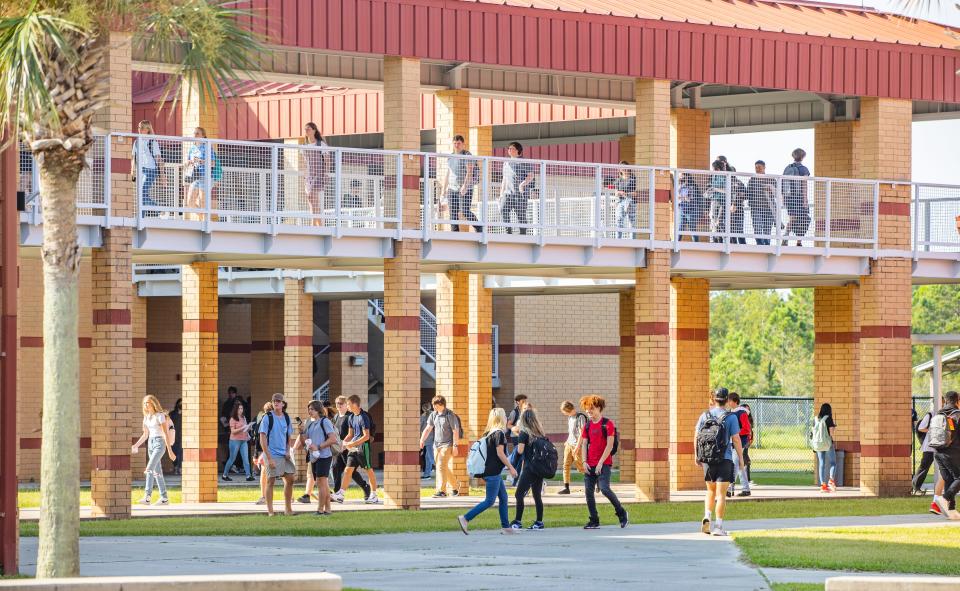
[0,573,341,591]
[826,576,960,591]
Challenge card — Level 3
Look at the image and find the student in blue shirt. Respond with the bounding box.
[258,393,296,516]
[695,387,744,537]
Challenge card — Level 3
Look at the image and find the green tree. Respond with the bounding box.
[912,284,960,394]
[0,0,260,577]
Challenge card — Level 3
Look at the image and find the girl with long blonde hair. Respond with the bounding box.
[457,408,518,535]
[132,395,176,505]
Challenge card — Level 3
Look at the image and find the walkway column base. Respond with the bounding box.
[435,271,470,496]
[284,278,313,484]
[618,290,636,485]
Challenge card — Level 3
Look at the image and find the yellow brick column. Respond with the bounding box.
[329,300,369,403]
[634,254,671,501]
[857,97,912,496]
[619,135,635,164]
[250,299,283,413]
[467,275,493,446]
[131,294,148,478]
[670,277,710,491]
[382,55,422,509]
[90,31,135,518]
[814,285,860,486]
[670,109,711,170]
[814,121,862,245]
[634,78,673,239]
[181,262,219,503]
[435,271,470,494]
[284,279,313,483]
[435,90,470,151]
[181,79,220,137]
[618,290,636,484]
[469,126,493,157]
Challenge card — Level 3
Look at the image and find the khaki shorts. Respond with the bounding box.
[265,455,296,479]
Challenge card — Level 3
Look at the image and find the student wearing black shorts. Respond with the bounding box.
[294,401,337,515]
[337,395,380,504]
[695,388,744,537]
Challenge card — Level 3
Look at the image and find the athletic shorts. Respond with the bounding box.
[346,442,372,469]
[703,459,735,483]
[311,456,333,479]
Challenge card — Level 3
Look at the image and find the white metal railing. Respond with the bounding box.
[24,132,960,256]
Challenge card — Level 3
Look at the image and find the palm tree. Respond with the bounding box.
[0,0,260,577]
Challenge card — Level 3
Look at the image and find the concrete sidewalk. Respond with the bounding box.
[18,484,865,521]
[18,514,947,590]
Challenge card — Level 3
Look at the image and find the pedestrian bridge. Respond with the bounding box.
[18,133,960,289]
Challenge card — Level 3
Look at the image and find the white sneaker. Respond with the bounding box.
[138,497,151,505]
[364,492,381,504]
[501,527,519,535]
[457,515,469,535]
[157,497,169,505]
[935,495,951,518]
[712,526,729,537]
[331,491,344,504]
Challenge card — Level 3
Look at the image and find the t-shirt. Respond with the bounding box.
[348,410,372,444]
[783,161,810,198]
[305,417,335,459]
[336,413,351,440]
[517,431,532,460]
[229,417,249,441]
[918,412,934,453]
[420,412,435,446]
[695,408,741,462]
[566,413,586,446]
[615,175,637,198]
[582,418,616,467]
[449,150,474,191]
[429,409,461,448]
[501,160,534,195]
[144,413,166,439]
[819,415,837,430]
[258,411,293,458]
[134,138,161,171]
[482,429,507,477]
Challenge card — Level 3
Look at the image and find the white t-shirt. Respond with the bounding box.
[144,412,167,439]
[918,412,934,453]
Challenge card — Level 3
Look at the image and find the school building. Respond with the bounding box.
[7,0,960,518]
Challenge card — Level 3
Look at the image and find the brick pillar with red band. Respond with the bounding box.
[435,271,470,494]
[814,285,860,486]
[467,274,493,462]
[131,294,148,478]
[634,78,673,241]
[859,258,912,496]
[634,254,671,500]
[329,300,369,405]
[284,279,313,483]
[381,55,422,509]
[250,299,283,413]
[670,277,710,491]
[618,290,636,485]
[181,262,219,503]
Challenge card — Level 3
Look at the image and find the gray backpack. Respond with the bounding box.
[928,409,958,451]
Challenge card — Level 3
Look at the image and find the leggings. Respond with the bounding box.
[514,468,544,523]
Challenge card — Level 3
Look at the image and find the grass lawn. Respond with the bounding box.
[18,497,930,538]
[750,471,815,486]
[735,524,960,576]
[17,485,486,508]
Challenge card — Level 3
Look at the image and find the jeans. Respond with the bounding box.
[735,442,750,491]
[912,451,935,492]
[816,446,837,485]
[709,196,728,238]
[447,188,480,232]
[140,167,159,211]
[422,444,435,477]
[464,475,509,527]
[500,192,529,235]
[935,449,960,508]
[615,198,636,239]
[514,468,544,523]
[223,439,251,478]
[144,436,168,500]
[584,464,625,522]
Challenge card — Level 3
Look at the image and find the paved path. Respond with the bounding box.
[18,484,864,521]
[18,514,948,590]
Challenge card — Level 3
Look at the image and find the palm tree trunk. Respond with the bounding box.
[35,150,84,578]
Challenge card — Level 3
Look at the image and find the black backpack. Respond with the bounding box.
[696,411,731,465]
[527,436,559,479]
[261,411,292,453]
[586,418,620,457]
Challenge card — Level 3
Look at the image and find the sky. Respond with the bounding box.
[712,1,959,185]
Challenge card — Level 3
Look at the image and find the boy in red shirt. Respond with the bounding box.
[579,395,628,529]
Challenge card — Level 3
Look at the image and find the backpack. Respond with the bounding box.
[585,418,619,458]
[928,409,959,451]
[808,416,832,452]
[467,437,489,477]
[695,411,731,465]
[574,412,588,438]
[319,418,343,456]
[527,436,559,479]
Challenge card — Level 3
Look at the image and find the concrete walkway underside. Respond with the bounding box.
[19,514,952,590]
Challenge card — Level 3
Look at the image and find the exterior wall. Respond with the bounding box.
[250,299,284,413]
[328,300,369,404]
[670,108,710,170]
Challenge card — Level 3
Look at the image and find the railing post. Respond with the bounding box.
[912,183,920,259]
[774,177,783,257]
[30,149,40,226]
[480,158,489,244]
[922,185,931,253]
[203,138,212,233]
[423,155,431,242]
[648,169,656,242]
[673,171,680,251]
[270,145,279,235]
[593,165,603,246]
[872,182,880,259]
[333,148,343,238]
[724,173,731,253]
[824,179,832,257]
[104,135,113,228]
[538,161,547,245]
[395,153,404,240]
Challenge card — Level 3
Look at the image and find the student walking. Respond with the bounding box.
[745,161,776,245]
[441,135,481,232]
[131,395,176,505]
[336,395,380,504]
[169,398,183,475]
[507,394,529,483]
[295,401,338,516]
[222,400,254,482]
[579,395,628,529]
[331,396,371,502]
[810,403,837,492]
[932,391,960,520]
[782,148,811,246]
[258,393,297,516]
[511,408,549,530]
[613,162,638,239]
[457,408,518,535]
[559,401,586,495]
[498,142,536,235]
[913,405,936,495]
[301,122,329,226]
[419,395,463,497]
[420,402,435,478]
[730,393,751,497]
[132,120,165,211]
[695,387,744,536]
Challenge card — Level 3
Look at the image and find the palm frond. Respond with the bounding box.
[136,0,262,112]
